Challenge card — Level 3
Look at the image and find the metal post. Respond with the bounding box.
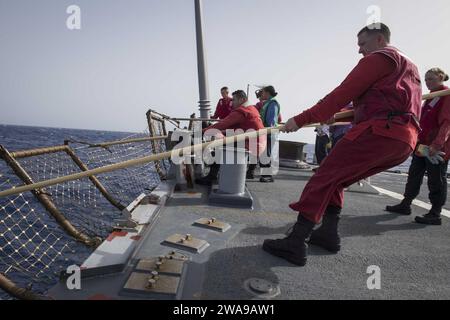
[188,113,196,131]
[194,0,211,119]
[146,110,166,179]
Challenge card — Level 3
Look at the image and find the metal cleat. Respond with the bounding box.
[162,234,209,253]
[193,217,231,232]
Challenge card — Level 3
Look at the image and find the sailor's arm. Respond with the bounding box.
[203,111,244,133]
[289,53,396,130]
[211,100,222,120]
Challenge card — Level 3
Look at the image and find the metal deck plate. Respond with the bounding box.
[171,191,203,199]
[165,250,190,261]
[193,218,231,232]
[162,233,209,253]
[123,272,180,296]
[136,257,185,276]
[208,186,254,209]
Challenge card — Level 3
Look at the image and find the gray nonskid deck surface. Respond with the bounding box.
[195,169,450,300]
[371,172,450,211]
[48,168,450,300]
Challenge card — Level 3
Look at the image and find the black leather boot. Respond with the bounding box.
[246,164,257,180]
[262,216,315,266]
[386,199,412,215]
[260,175,274,183]
[415,207,442,225]
[195,164,220,186]
[308,206,341,253]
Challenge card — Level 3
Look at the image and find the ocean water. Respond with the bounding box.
[0,124,137,151]
[0,124,157,299]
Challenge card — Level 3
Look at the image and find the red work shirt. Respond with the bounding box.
[204,104,266,156]
[431,103,450,154]
[212,97,233,120]
[424,88,450,160]
[294,53,419,149]
[255,101,265,111]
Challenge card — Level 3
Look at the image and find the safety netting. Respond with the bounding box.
[0,127,168,299]
[0,170,89,298]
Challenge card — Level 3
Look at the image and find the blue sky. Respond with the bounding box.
[1,0,449,143]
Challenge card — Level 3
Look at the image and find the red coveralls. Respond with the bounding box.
[419,85,450,161]
[212,97,233,120]
[205,103,267,156]
[290,46,422,224]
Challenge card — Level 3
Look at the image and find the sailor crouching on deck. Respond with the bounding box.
[195,90,266,186]
[386,68,450,225]
[263,23,422,266]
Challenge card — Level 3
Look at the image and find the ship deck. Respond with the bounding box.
[48,168,450,300]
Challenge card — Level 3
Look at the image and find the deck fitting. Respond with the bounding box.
[208,186,254,209]
[162,233,209,253]
[193,217,231,232]
[244,278,281,299]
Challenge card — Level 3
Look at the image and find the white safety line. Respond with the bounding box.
[382,171,450,182]
[372,185,450,219]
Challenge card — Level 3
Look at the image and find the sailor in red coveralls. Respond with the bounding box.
[212,87,234,120]
[263,23,423,266]
[196,90,266,186]
[386,68,450,225]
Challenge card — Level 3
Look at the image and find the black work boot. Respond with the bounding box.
[415,207,442,225]
[246,164,256,180]
[262,216,315,266]
[260,175,274,183]
[195,164,219,186]
[386,199,412,215]
[308,206,341,253]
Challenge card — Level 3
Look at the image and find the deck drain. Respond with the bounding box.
[244,278,280,299]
